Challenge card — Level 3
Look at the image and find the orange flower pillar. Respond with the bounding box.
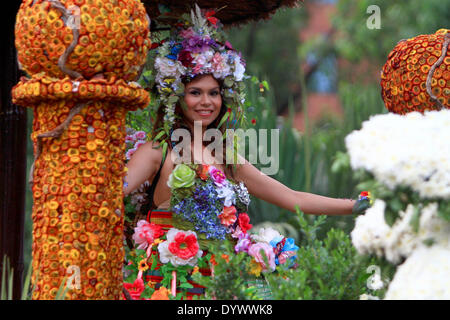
[381,29,450,114]
[12,0,150,299]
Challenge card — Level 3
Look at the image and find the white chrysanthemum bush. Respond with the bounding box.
[346,110,450,299]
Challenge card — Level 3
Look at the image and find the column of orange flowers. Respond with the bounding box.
[12,0,151,299]
[381,28,450,114]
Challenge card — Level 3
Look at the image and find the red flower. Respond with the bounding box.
[209,254,217,266]
[238,213,253,233]
[168,232,199,260]
[205,10,218,26]
[197,164,210,181]
[251,119,256,125]
[123,278,145,300]
[360,191,369,197]
[218,206,237,226]
[178,50,194,67]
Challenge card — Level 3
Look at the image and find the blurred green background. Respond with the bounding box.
[23,0,450,273]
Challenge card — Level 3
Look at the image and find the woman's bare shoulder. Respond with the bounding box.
[134,141,164,164]
[124,140,164,195]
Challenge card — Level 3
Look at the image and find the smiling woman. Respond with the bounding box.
[182,75,223,126]
[122,5,361,300]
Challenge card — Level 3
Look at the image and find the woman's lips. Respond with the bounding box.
[195,110,213,117]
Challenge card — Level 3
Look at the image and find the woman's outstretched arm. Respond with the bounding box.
[123,141,162,196]
[234,158,355,216]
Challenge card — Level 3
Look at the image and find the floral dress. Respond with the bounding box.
[123,163,298,300]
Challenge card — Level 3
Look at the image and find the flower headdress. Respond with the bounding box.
[145,5,249,151]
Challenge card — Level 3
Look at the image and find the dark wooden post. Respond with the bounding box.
[0,0,26,299]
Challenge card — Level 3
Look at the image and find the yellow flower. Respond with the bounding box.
[138,259,149,272]
[248,259,263,277]
[192,266,200,275]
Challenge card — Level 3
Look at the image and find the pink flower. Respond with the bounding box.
[208,166,227,187]
[134,140,146,150]
[212,53,231,79]
[218,206,237,227]
[234,232,251,253]
[123,278,145,300]
[192,63,204,74]
[132,220,164,250]
[133,131,146,140]
[179,27,195,39]
[248,242,276,272]
[126,148,137,160]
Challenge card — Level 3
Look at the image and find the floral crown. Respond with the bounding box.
[146,5,249,148]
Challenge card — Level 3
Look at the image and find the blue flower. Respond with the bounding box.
[270,237,299,266]
[172,180,228,240]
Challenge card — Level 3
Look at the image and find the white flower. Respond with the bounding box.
[351,200,450,264]
[233,59,245,81]
[345,110,450,199]
[359,294,380,300]
[157,228,203,267]
[216,182,236,207]
[251,227,283,244]
[384,245,450,299]
[351,200,391,258]
[155,57,186,80]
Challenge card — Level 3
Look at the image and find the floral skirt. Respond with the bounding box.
[145,209,211,299]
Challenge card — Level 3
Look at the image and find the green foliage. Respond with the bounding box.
[191,241,262,300]
[1,254,68,300]
[226,6,308,110]
[246,78,386,237]
[192,208,388,300]
[265,209,384,300]
[333,0,450,63]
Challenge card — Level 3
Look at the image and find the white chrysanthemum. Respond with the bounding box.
[359,294,380,300]
[251,227,283,244]
[345,110,450,199]
[351,200,392,258]
[352,201,450,264]
[384,245,450,299]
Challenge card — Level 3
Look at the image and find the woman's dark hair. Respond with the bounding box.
[150,74,235,179]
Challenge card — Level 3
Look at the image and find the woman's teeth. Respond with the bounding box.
[197,110,212,115]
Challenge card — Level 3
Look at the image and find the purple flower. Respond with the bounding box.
[234,232,251,253]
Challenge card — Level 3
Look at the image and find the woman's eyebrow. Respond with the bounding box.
[188,86,220,90]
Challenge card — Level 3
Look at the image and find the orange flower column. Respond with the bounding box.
[381,29,450,114]
[12,0,151,299]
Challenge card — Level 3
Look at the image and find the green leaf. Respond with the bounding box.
[409,205,421,233]
[153,130,166,142]
[384,208,398,227]
[224,77,234,88]
[217,111,230,128]
[179,282,194,289]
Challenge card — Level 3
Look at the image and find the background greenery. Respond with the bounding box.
[20,0,449,298]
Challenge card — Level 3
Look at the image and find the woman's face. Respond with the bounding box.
[182,74,222,128]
